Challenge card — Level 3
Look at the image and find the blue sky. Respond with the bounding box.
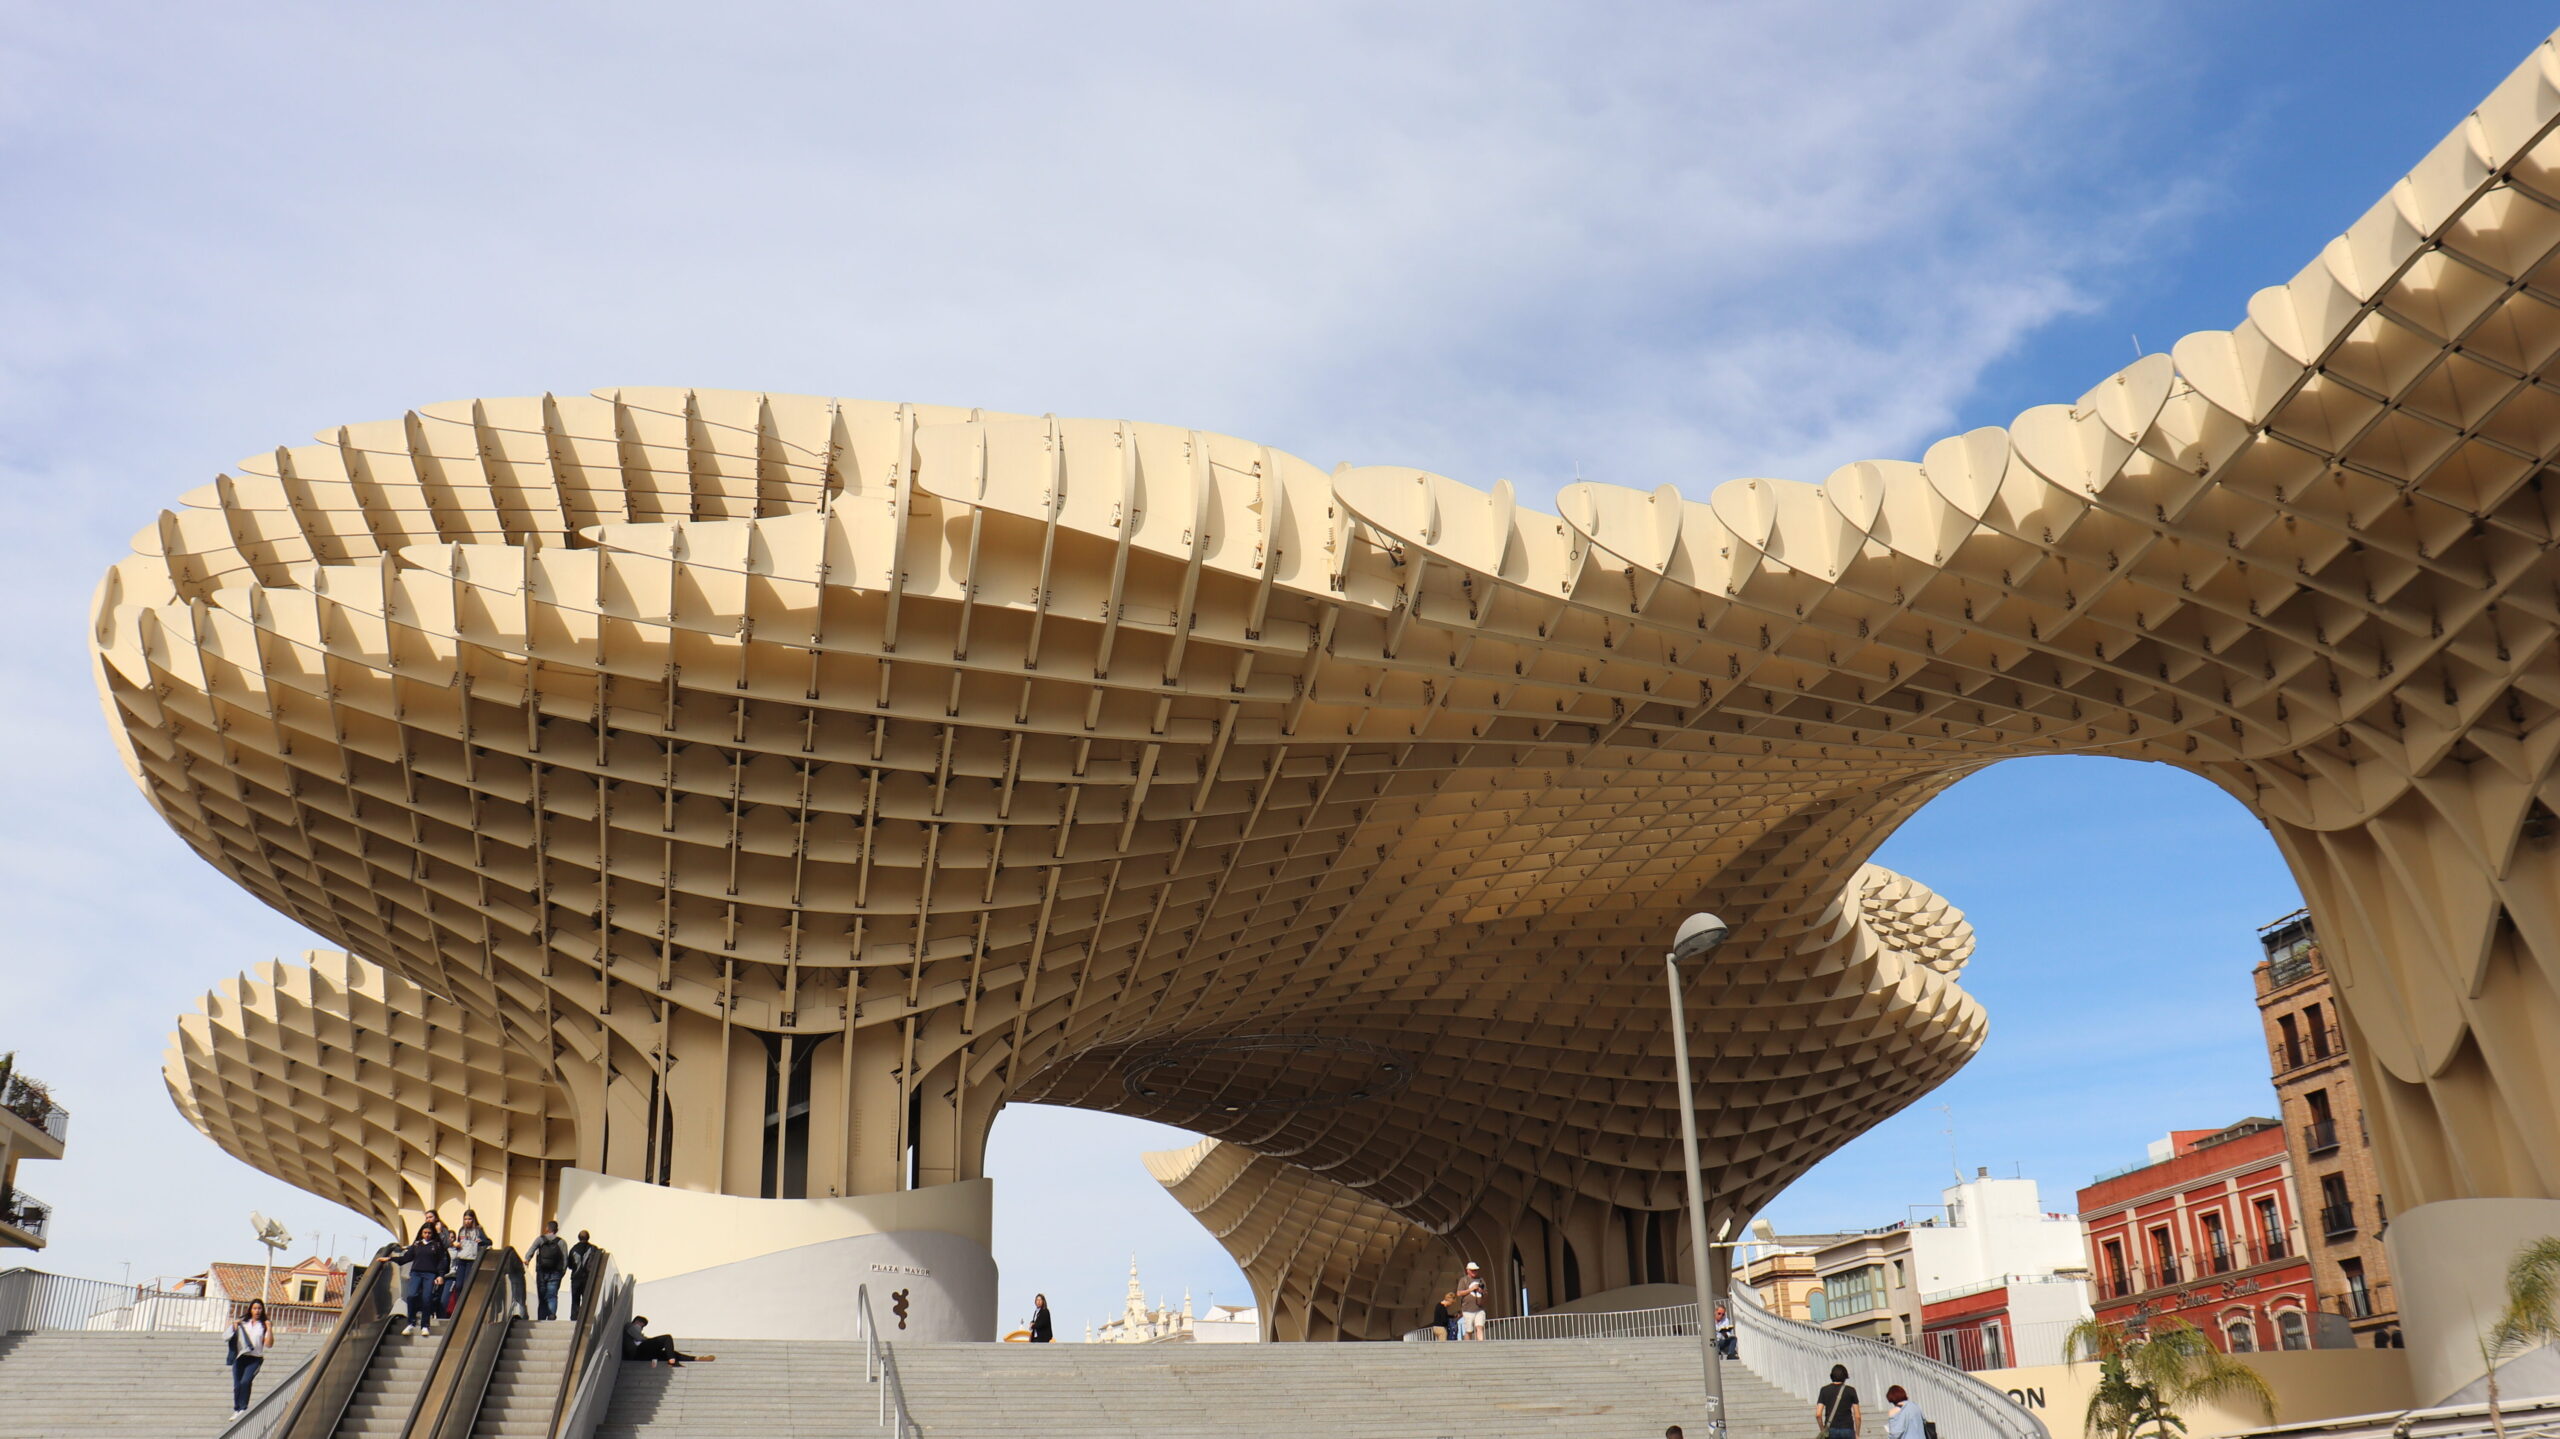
[1,3,2550,1341]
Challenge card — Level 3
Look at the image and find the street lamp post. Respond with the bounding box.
[1667,912,1732,1439]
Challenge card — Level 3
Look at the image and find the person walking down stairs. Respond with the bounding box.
[444,1210,488,1317]
[225,1299,273,1416]
[398,1215,451,1335]
[567,1229,598,1320]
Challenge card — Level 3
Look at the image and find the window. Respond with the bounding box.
[2227,1318,2256,1352]
[1982,1321,2006,1368]
[2277,1310,2309,1350]
[1891,1259,1907,1289]
[2319,1175,2355,1236]
[2149,1225,2179,1285]
[2202,1213,2231,1273]
[2278,1013,2302,1070]
[1823,1265,1888,1318]
[2103,1239,2131,1298]
[2306,1002,2331,1058]
[1809,1289,1829,1322]
[2306,1090,2339,1153]
[295,1279,319,1304]
[2256,1198,2285,1260]
[2342,1258,2373,1319]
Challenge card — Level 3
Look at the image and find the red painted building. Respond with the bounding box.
[2077,1118,2322,1353]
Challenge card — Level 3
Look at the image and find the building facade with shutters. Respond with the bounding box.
[2079,1119,2328,1353]
[2256,912,2403,1348]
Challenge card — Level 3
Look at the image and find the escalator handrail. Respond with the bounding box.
[546,1252,624,1439]
[408,1246,525,1439]
[274,1253,400,1439]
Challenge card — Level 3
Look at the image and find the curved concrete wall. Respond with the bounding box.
[557,1168,996,1341]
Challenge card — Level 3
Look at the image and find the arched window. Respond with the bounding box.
[1808,1290,1829,1322]
[2276,1310,2309,1350]
[2226,1320,2255,1352]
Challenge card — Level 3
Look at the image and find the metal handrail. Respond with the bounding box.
[274,1255,400,1439]
[1486,1302,1701,1341]
[212,1350,317,1439]
[410,1247,525,1439]
[855,1282,918,1439]
[1731,1285,2049,1439]
[546,1250,624,1439]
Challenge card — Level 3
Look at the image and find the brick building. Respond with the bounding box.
[2078,1118,2330,1353]
[2256,911,2403,1347]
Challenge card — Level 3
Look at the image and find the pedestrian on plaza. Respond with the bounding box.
[622,1315,715,1367]
[1028,1293,1054,1343]
[1815,1362,1862,1439]
[528,1220,570,1321]
[398,1215,451,1334]
[566,1228,598,1320]
[1431,1290,1457,1341]
[1715,1301,1737,1359]
[1457,1261,1488,1340]
[445,1209,488,1316]
[1885,1384,1929,1439]
[226,1298,273,1415]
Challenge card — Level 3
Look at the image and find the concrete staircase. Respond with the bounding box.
[333,1330,440,1438]
[470,1319,579,1438]
[600,1335,1807,1439]
[0,1329,320,1438]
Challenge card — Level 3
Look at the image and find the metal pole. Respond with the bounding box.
[1667,949,1726,1439]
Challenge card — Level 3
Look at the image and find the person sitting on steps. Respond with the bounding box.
[623,1314,716,1367]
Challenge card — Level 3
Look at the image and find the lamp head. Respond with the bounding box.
[1671,913,1730,964]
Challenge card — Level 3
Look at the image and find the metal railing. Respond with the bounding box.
[0,1055,70,1142]
[1485,1302,1702,1341]
[2340,1282,2392,1321]
[2320,1202,2357,1236]
[855,1282,918,1439]
[412,1247,524,1439]
[547,1249,625,1439]
[2305,1120,2341,1154]
[272,1256,399,1439]
[0,1266,223,1330]
[2272,1029,2344,1075]
[1731,1286,2050,1439]
[0,1187,51,1241]
[213,1350,318,1439]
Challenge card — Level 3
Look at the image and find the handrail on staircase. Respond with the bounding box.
[212,1349,318,1439]
[273,1253,400,1439]
[854,1282,917,1439]
[1729,1284,2050,1439]
[408,1246,526,1439]
[546,1250,628,1439]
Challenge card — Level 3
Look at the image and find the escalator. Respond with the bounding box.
[258,1245,624,1439]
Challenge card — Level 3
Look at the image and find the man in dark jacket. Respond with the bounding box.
[528,1221,570,1321]
[566,1230,598,1320]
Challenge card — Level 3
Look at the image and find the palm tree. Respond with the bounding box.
[2479,1237,2560,1439]
[2065,1316,2278,1439]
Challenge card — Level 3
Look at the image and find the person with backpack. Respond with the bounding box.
[1816,1363,1862,1439]
[566,1229,598,1319]
[225,1298,273,1414]
[528,1220,570,1321]
[398,1215,451,1334]
[1885,1384,1930,1439]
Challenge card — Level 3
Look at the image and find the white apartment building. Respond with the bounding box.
[1804,1168,2090,1353]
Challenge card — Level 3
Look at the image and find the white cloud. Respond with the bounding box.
[0,0,2201,1299]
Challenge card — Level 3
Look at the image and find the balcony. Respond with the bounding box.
[2305,1119,2340,1154]
[2264,1233,2288,1261]
[2320,1202,2357,1237]
[2340,1281,2392,1321]
[2272,1029,2345,1076]
[2101,1273,2133,1299]
[0,1185,50,1245]
[2206,1245,2235,1276]
[0,1054,70,1146]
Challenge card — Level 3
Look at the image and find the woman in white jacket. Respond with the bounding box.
[227,1299,273,1415]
